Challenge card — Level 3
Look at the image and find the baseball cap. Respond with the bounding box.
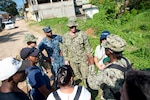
[100,30,110,40]
[20,47,39,60]
[43,26,52,33]
[103,34,127,52]
[0,57,30,81]
[24,34,38,43]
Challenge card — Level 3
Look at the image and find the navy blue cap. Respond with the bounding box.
[43,26,52,33]
[20,47,39,60]
[100,30,110,40]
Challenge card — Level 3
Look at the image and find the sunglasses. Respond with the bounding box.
[47,31,52,33]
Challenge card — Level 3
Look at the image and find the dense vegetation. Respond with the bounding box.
[29,0,150,70]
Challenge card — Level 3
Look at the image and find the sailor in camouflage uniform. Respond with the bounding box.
[63,18,93,86]
[88,34,130,100]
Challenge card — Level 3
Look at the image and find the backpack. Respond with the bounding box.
[53,86,82,100]
[105,57,133,72]
[104,57,133,100]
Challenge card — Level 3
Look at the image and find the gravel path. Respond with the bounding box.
[0,20,44,59]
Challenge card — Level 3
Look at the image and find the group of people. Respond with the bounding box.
[0,17,150,100]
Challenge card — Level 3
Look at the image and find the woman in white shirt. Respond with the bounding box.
[47,65,91,100]
[94,30,110,70]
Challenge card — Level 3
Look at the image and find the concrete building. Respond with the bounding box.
[24,0,98,21]
[25,0,76,21]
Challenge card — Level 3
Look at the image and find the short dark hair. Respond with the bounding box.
[105,48,123,59]
[100,38,106,43]
[125,70,150,100]
[112,51,123,60]
[56,65,74,86]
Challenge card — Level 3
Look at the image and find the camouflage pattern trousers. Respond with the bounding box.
[70,61,89,80]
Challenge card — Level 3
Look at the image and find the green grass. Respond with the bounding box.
[38,17,68,35]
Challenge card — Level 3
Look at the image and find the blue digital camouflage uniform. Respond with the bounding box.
[38,34,64,76]
[63,30,91,79]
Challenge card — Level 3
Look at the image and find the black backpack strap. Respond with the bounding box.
[53,91,61,100]
[105,57,133,72]
[121,57,133,70]
[106,64,128,72]
[53,86,82,100]
[74,86,82,100]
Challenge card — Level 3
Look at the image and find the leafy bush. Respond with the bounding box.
[130,47,150,70]
[131,9,138,15]
[139,24,148,31]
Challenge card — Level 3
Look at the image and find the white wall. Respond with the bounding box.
[29,1,75,21]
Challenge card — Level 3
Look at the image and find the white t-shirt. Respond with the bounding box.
[46,86,91,100]
[94,44,107,64]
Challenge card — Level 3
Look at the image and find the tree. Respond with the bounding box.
[0,0,18,16]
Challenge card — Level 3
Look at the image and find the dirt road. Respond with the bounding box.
[0,19,49,92]
[0,20,44,59]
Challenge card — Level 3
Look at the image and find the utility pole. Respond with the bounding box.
[22,0,28,21]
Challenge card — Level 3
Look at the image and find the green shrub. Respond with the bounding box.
[131,9,138,15]
[131,48,149,59]
[139,24,148,31]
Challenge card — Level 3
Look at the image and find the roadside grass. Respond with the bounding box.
[27,9,150,100]
[37,17,68,35]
